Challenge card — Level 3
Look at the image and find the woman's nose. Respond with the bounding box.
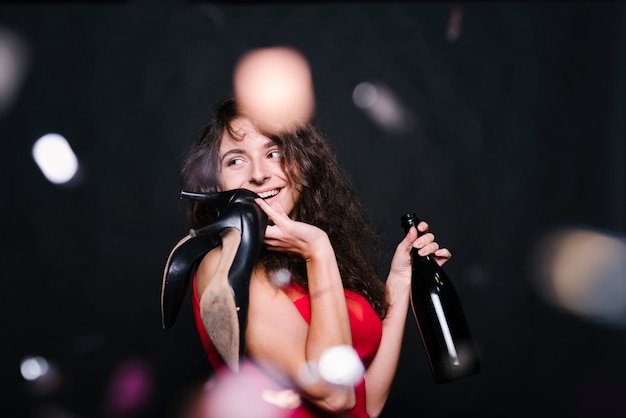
[249,160,270,184]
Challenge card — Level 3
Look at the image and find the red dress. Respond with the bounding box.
[192,274,383,418]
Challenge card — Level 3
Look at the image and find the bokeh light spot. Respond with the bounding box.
[103,359,154,417]
[530,226,626,327]
[234,46,315,134]
[318,345,364,386]
[201,364,296,418]
[270,268,291,288]
[0,27,30,115]
[352,81,413,135]
[20,356,49,381]
[32,133,79,184]
[352,82,378,109]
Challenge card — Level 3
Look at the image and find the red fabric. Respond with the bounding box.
[192,273,383,418]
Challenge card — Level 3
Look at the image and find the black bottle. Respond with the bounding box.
[401,212,481,383]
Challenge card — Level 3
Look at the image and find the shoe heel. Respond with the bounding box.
[161,233,221,329]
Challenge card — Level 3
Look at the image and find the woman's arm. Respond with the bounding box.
[245,198,357,413]
[365,222,452,417]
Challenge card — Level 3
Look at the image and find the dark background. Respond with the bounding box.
[1,2,626,417]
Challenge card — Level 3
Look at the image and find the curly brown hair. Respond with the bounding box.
[181,97,388,319]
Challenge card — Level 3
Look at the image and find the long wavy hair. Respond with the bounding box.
[181,97,388,319]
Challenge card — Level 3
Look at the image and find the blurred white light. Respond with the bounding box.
[352,82,378,109]
[20,356,50,381]
[32,133,79,184]
[318,345,364,386]
[270,268,292,288]
[0,27,30,115]
[352,81,413,135]
[530,227,626,327]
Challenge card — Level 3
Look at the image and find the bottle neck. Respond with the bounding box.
[400,213,419,236]
[403,222,434,262]
[402,213,433,261]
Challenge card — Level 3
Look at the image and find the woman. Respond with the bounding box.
[179,97,452,418]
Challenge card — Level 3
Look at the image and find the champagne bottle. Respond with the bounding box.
[401,212,480,383]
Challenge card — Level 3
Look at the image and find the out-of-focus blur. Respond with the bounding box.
[0,27,29,115]
[233,46,315,135]
[3,3,626,418]
[530,227,626,327]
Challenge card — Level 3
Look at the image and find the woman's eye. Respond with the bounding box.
[226,158,244,167]
[268,150,281,159]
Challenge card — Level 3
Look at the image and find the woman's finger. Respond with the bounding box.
[435,248,452,260]
[413,232,435,249]
[417,221,430,234]
[255,197,288,222]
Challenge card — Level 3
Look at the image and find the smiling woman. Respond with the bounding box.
[170,96,452,418]
[216,117,299,216]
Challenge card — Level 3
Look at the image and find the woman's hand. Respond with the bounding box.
[254,197,328,261]
[412,220,452,267]
[389,220,452,278]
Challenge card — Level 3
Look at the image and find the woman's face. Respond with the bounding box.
[217,117,300,216]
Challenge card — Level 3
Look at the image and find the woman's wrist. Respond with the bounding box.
[385,272,411,305]
[302,229,333,263]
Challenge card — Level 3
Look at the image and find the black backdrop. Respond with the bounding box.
[1,2,626,418]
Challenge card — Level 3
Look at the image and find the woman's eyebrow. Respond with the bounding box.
[220,139,277,162]
[263,139,277,149]
[220,148,245,163]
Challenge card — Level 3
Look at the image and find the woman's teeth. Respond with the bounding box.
[258,189,279,199]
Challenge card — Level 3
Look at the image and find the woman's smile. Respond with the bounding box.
[218,117,299,216]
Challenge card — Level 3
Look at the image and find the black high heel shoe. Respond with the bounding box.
[181,188,261,220]
[161,189,268,371]
[161,232,221,328]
